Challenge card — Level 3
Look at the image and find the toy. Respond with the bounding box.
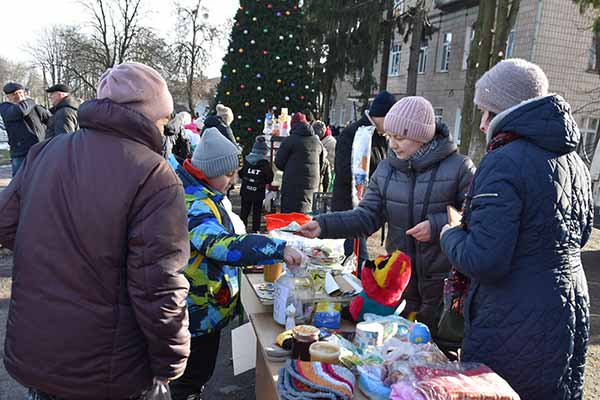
[408,322,431,344]
[348,251,412,322]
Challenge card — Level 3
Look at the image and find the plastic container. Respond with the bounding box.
[265,213,312,232]
[273,265,315,325]
[309,341,341,364]
[264,263,284,282]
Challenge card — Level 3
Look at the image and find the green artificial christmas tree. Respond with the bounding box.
[214,0,316,152]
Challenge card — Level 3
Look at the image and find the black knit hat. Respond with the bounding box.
[369,90,397,117]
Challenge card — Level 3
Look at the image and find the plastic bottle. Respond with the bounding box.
[273,264,315,325]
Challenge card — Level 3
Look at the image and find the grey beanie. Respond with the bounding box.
[192,127,241,178]
[251,135,269,156]
[474,58,549,114]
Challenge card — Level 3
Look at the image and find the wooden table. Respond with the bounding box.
[240,273,367,400]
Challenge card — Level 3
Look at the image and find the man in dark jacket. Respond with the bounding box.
[275,112,324,213]
[0,63,191,399]
[0,82,50,176]
[45,84,79,138]
[202,104,237,144]
[332,90,396,262]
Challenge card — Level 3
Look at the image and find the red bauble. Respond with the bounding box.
[263,50,269,55]
[240,84,246,89]
[247,127,253,132]
[267,4,273,9]
[300,95,305,100]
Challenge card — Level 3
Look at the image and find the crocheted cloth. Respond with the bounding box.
[278,360,355,399]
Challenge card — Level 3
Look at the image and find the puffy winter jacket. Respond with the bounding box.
[316,127,474,334]
[239,158,274,201]
[168,157,286,336]
[0,99,50,157]
[441,95,594,399]
[275,122,324,213]
[45,95,79,138]
[0,98,191,399]
[332,114,388,211]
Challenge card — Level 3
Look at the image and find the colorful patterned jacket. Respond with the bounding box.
[168,156,286,336]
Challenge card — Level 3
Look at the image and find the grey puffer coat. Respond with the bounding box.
[316,130,475,334]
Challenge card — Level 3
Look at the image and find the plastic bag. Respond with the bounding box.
[351,125,375,201]
[143,381,172,400]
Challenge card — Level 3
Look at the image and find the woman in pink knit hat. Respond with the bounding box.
[299,96,475,351]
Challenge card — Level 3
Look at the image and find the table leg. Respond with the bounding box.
[255,345,280,400]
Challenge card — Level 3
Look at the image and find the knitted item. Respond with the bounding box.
[97,62,173,122]
[278,360,355,400]
[409,136,439,161]
[474,58,549,114]
[369,90,397,117]
[291,112,308,127]
[349,251,412,322]
[191,127,241,178]
[383,97,436,143]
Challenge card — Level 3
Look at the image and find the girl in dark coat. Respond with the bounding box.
[441,59,594,399]
[239,136,274,232]
[275,113,324,214]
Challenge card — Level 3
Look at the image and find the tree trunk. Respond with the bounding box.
[379,8,394,91]
[595,30,600,73]
[406,6,425,96]
[466,0,497,164]
[323,73,335,123]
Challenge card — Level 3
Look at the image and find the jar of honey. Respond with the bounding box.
[291,325,320,361]
[309,341,341,364]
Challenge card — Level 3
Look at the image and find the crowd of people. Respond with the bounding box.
[0,57,594,400]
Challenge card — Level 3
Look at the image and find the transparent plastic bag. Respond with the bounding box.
[143,381,172,400]
[389,363,521,400]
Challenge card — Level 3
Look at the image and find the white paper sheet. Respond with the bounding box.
[231,322,257,376]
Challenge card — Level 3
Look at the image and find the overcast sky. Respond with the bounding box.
[0,0,239,78]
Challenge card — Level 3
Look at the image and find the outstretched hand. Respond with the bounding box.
[296,221,322,239]
[283,246,304,266]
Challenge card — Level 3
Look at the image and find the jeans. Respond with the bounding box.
[11,156,25,177]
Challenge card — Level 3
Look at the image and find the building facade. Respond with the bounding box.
[329,0,600,160]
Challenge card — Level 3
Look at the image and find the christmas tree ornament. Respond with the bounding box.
[263,50,269,55]
[276,11,281,16]
[250,40,256,44]
[263,28,269,33]
[232,69,237,73]
[223,75,228,79]
[245,64,251,68]
[257,86,262,91]
[290,82,296,87]
[245,10,249,15]
[226,91,231,96]
[260,98,266,103]
[288,61,293,65]
[300,95,305,100]
[240,84,246,89]
[275,56,281,60]
[288,34,294,38]
[257,119,262,123]
[279,35,284,40]
[277,79,283,84]
[238,48,245,53]
[247,127,253,132]
[239,5,244,10]
[252,17,257,21]
[244,101,251,107]
[296,46,300,50]
[243,29,248,34]
[304,85,309,89]
[285,96,290,101]
[238,115,243,119]
[267,3,272,9]
[256,73,262,78]
[286,11,291,15]
[230,47,234,52]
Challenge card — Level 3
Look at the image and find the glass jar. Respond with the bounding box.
[273,264,315,325]
[292,325,320,361]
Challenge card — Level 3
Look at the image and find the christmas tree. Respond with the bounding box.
[213,0,316,152]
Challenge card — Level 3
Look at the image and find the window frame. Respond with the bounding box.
[418,45,428,74]
[440,32,452,72]
[462,26,475,71]
[389,42,402,76]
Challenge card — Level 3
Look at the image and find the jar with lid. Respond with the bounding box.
[273,263,315,325]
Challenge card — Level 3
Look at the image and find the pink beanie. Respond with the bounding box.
[383,96,436,143]
[97,62,173,122]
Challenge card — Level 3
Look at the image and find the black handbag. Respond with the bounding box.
[437,267,468,344]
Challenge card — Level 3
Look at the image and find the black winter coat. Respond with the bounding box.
[239,158,274,201]
[0,99,50,157]
[275,122,324,213]
[332,114,388,211]
[202,115,237,144]
[45,95,79,139]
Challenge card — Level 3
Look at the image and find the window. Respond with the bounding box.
[589,35,597,71]
[454,108,462,145]
[505,30,515,58]
[579,116,599,162]
[463,26,474,70]
[434,108,443,123]
[393,0,405,17]
[440,32,452,72]
[389,42,401,76]
[418,43,428,74]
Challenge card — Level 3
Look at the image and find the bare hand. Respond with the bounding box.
[406,220,432,243]
[283,246,304,266]
[296,221,321,239]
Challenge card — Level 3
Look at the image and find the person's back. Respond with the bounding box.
[0,63,191,399]
[275,113,323,213]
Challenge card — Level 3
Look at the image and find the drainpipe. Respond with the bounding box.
[530,0,543,62]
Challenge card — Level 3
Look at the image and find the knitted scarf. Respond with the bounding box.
[410,137,439,161]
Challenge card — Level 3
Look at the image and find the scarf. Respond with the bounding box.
[487,132,520,152]
[410,137,439,161]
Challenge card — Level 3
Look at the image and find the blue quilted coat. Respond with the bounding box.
[441,95,594,399]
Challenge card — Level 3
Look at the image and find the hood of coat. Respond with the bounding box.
[203,114,228,129]
[387,122,458,173]
[487,94,579,155]
[78,98,163,154]
[51,95,79,113]
[290,121,314,137]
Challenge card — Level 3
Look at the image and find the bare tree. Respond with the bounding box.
[173,0,222,112]
[459,0,520,163]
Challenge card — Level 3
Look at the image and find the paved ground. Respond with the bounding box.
[0,169,599,399]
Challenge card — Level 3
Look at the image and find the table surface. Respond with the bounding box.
[242,273,368,400]
[244,271,358,306]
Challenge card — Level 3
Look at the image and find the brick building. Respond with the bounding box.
[329,0,600,160]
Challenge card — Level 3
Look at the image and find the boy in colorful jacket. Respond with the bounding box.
[168,128,303,400]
